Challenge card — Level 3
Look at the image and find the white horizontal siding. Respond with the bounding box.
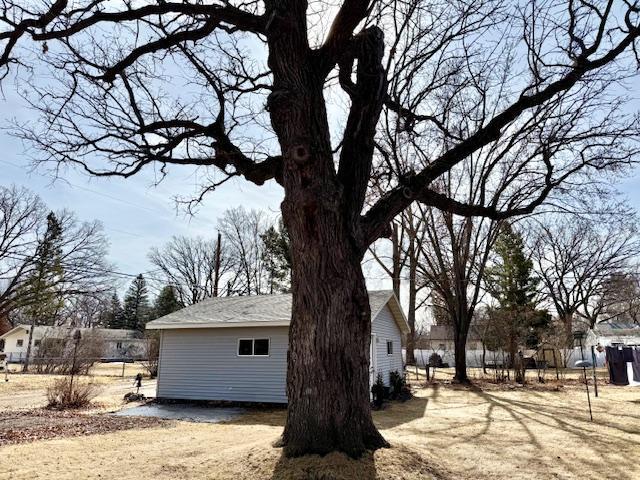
[157,326,288,403]
[156,302,404,402]
[371,304,404,385]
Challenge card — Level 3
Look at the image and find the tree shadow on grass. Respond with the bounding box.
[373,395,430,430]
[223,396,430,430]
[465,389,640,480]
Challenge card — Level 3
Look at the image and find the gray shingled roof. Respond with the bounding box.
[594,322,640,337]
[146,290,408,332]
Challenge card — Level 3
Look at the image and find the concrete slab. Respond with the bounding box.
[114,403,245,423]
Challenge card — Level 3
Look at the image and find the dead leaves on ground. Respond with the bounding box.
[0,409,170,446]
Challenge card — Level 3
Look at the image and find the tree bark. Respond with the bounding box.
[263,3,389,456]
[453,322,470,383]
[405,238,417,365]
[279,205,388,457]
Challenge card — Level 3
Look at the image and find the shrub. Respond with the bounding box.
[34,332,105,375]
[389,370,412,401]
[389,370,404,398]
[371,373,385,408]
[142,332,160,378]
[428,352,443,367]
[46,378,99,409]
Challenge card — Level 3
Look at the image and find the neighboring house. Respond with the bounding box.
[146,290,409,404]
[585,322,640,348]
[0,325,147,363]
[416,324,483,351]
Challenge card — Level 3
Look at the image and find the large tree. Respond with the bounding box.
[0,186,113,323]
[2,0,640,456]
[152,285,183,319]
[122,274,151,331]
[0,185,46,319]
[530,215,640,336]
[149,235,230,305]
[369,206,428,365]
[485,223,547,366]
[21,211,63,372]
[261,218,292,293]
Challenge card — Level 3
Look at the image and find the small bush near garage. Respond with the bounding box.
[46,378,99,409]
[389,370,412,401]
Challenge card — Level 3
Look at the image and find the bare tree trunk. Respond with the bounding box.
[453,319,470,383]
[391,222,401,298]
[269,26,388,455]
[482,342,487,375]
[279,210,388,457]
[405,238,417,365]
[213,231,222,297]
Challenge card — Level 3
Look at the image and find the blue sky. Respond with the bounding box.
[2,67,640,294]
[0,85,285,284]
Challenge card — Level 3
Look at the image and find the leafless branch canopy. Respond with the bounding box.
[2,1,640,251]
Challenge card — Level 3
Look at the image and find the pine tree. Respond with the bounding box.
[122,274,150,331]
[22,212,64,371]
[485,223,549,365]
[151,285,182,320]
[103,292,125,329]
[261,219,292,293]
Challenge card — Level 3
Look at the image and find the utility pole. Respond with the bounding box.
[213,231,222,297]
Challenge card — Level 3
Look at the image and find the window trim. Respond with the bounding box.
[386,340,394,356]
[237,338,270,357]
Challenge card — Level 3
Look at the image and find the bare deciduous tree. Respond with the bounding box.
[530,215,640,336]
[1,186,112,324]
[2,0,640,456]
[149,235,230,305]
[219,207,270,296]
[416,200,500,383]
[368,206,429,364]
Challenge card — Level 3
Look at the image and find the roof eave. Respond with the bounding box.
[371,292,411,335]
[146,320,291,330]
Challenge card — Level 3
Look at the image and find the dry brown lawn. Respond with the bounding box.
[0,370,639,479]
[0,363,155,412]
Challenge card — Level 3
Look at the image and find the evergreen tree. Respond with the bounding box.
[486,223,538,310]
[485,223,550,365]
[152,285,182,320]
[22,212,64,371]
[122,274,150,331]
[260,218,292,293]
[103,292,125,329]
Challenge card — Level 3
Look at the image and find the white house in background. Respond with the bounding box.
[585,322,640,348]
[0,325,147,363]
[146,290,409,404]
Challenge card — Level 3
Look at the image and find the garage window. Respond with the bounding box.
[238,338,270,356]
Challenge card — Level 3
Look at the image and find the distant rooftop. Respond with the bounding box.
[593,322,640,336]
[0,325,141,340]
